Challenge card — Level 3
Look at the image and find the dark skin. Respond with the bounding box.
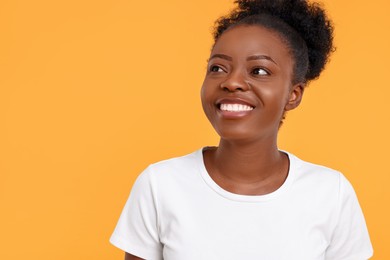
[201,25,304,195]
[124,24,304,259]
[124,253,142,260]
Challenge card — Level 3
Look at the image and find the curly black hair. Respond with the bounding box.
[213,0,335,84]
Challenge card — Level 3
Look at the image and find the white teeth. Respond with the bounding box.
[220,103,254,112]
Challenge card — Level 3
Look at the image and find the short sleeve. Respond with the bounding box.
[325,174,373,260]
[110,167,163,260]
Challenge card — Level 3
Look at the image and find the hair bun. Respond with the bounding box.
[214,0,335,82]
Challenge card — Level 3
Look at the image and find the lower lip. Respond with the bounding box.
[217,109,253,119]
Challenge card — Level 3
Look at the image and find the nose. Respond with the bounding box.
[220,70,249,92]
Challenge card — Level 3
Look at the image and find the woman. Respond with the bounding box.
[110,0,373,259]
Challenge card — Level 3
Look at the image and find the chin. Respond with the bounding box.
[214,124,279,144]
[215,128,256,142]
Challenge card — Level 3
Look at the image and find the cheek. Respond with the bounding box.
[257,85,289,108]
[200,83,213,115]
[200,79,215,103]
[200,84,208,107]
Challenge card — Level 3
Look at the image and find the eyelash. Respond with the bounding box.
[251,67,270,76]
[208,65,270,76]
[209,65,224,73]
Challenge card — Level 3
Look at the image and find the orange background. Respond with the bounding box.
[0,0,389,259]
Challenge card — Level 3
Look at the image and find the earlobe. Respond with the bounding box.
[285,83,305,111]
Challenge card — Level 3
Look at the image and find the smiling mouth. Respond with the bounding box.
[219,103,254,112]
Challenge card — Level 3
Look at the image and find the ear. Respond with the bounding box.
[284,83,305,111]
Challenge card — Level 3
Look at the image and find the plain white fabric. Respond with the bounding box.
[110,148,373,260]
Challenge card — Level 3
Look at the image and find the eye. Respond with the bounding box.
[209,65,224,73]
[252,67,269,76]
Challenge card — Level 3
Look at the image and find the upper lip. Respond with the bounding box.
[215,97,256,109]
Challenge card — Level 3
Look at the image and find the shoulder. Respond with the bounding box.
[135,148,203,189]
[287,152,373,258]
[287,152,356,201]
[288,151,344,184]
[148,148,202,173]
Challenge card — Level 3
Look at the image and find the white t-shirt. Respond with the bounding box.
[110,148,373,260]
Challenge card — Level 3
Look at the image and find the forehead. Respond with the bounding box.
[211,25,292,63]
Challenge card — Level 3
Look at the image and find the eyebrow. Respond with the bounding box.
[208,54,277,65]
[208,54,233,61]
[247,55,277,65]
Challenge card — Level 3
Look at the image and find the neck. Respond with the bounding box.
[203,136,289,195]
[216,138,282,181]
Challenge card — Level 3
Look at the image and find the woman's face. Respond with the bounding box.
[201,25,304,143]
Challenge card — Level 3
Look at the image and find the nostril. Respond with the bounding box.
[220,78,249,92]
[222,85,245,92]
